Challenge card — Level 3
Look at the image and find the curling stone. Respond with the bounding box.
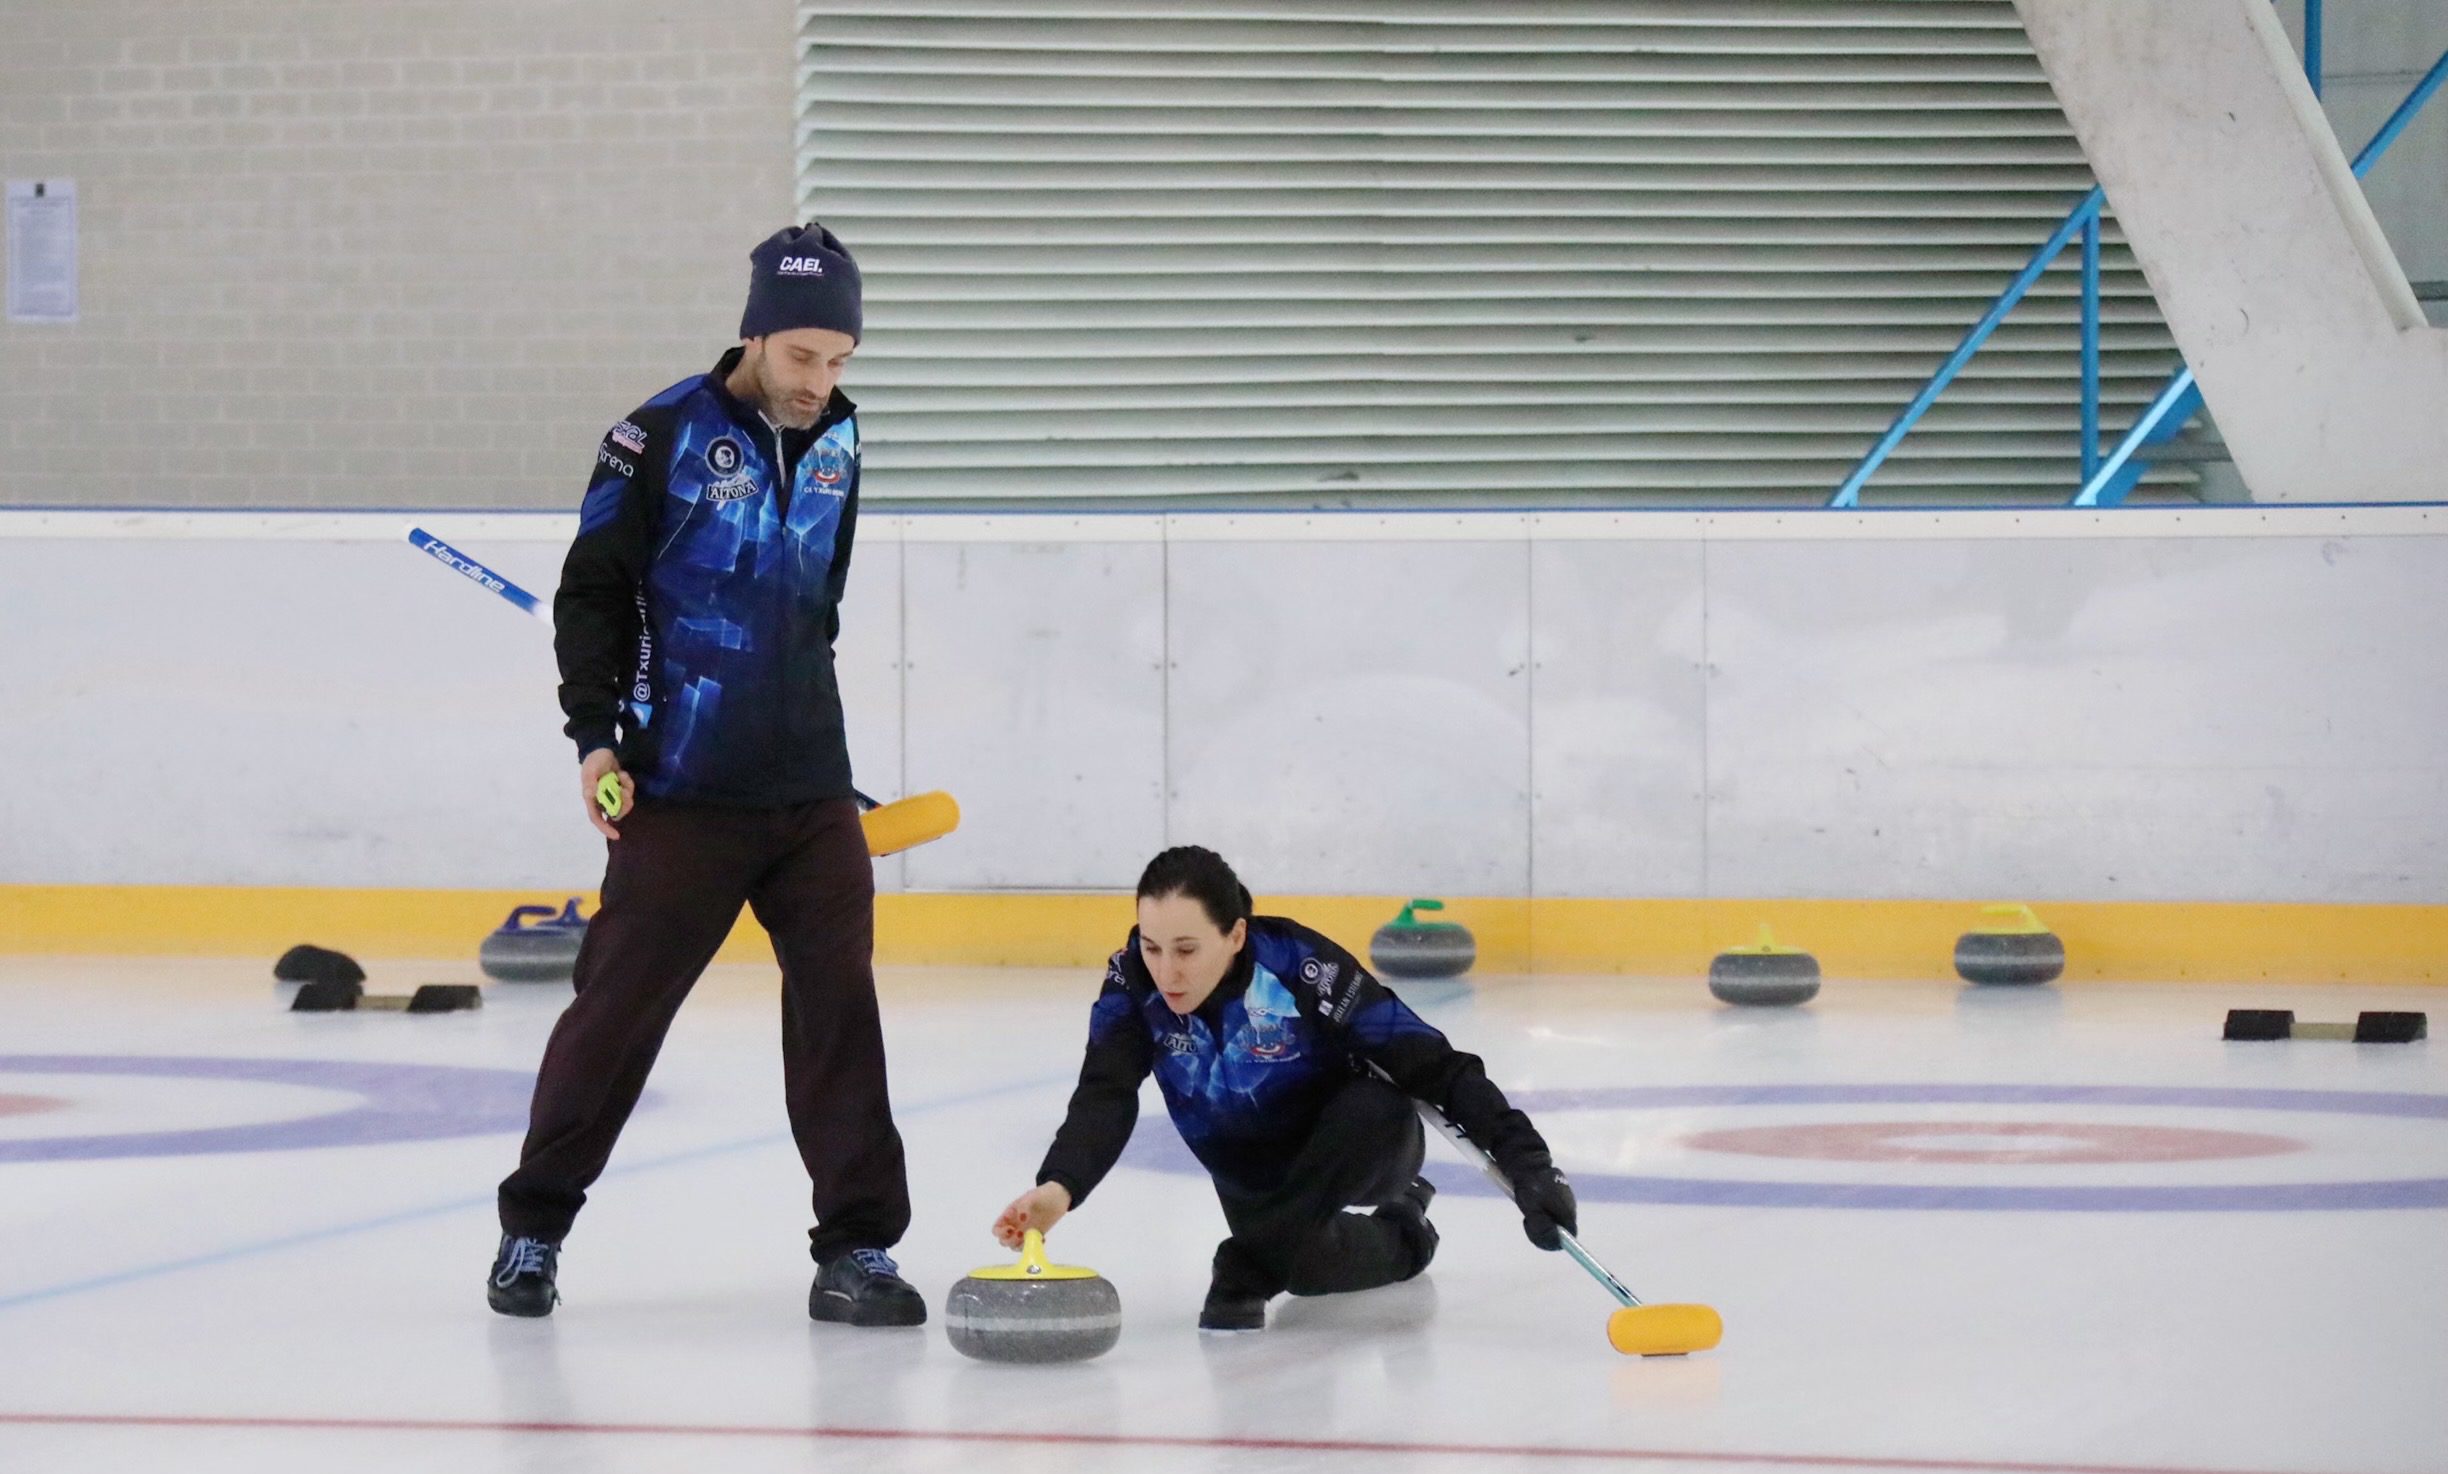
[1369,899,1475,980]
[479,899,588,983]
[1707,926,1821,1007]
[944,1230,1122,1364]
[1955,904,2065,986]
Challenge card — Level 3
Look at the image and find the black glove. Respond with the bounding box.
[1510,1164,1577,1251]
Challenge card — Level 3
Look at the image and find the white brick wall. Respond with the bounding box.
[0,0,797,508]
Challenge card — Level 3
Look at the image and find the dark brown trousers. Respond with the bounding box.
[497,797,910,1261]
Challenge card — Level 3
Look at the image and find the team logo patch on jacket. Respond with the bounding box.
[811,441,849,487]
[1240,968,1302,1061]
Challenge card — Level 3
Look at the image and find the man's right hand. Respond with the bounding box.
[581,748,633,840]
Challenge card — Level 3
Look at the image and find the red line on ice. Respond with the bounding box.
[0,1410,2356,1474]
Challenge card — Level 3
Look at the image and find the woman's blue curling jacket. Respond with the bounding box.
[1036,916,1556,1202]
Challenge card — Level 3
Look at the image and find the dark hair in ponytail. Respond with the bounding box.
[1135,845,1252,932]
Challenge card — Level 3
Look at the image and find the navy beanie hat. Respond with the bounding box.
[739,222,862,342]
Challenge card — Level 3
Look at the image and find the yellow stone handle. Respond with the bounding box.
[968,1225,1100,1281]
[1721,924,1794,955]
[1980,904,2049,935]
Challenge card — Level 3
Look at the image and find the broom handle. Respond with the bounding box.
[409,528,550,624]
[1402,1091,1645,1310]
[1554,1229,1642,1310]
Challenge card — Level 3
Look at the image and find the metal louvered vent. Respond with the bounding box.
[796,1,2188,508]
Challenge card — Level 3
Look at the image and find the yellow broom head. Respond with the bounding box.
[1606,1302,1723,1357]
[861,790,961,857]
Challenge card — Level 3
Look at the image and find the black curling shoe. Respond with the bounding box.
[1375,1175,1441,1276]
[487,1233,560,1318]
[808,1247,927,1327]
[1198,1284,1269,1332]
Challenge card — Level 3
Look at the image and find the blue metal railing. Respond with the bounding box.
[1831,3,2442,510]
[1823,188,2103,508]
[2306,0,2325,97]
[2079,212,2101,482]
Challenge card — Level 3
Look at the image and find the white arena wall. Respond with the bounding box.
[4,506,2442,911]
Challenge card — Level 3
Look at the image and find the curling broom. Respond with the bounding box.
[1414,1097,1722,1357]
[411,527,958,858]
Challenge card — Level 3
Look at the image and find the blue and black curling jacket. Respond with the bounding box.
[554,347,861,807]
[1036,916,1555,1202]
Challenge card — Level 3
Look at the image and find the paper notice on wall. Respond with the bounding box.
[6,179,78,324]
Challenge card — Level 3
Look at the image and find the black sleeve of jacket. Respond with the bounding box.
[554,416,662,757]
[821,431,859,648]
[1285,921,1556,1181]
[1035,946,1156,1208]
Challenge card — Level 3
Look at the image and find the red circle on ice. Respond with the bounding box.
[0,1092,70,1119]
[1679,1120,2305,1166]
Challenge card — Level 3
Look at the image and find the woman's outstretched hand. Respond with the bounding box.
[992,1182,1074,1249]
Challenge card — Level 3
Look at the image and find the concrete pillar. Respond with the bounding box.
[2016,0,2448,501]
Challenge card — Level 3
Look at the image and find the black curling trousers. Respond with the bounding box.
[1210,1076,1431,1299]
[497,797,911,1262]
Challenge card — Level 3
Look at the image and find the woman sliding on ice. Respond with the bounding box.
[993,846,1577,1332]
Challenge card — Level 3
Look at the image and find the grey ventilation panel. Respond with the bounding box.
[797,1,2187,506]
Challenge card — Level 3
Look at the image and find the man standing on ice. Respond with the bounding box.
[486,222,923,1329]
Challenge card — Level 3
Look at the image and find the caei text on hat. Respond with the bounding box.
[740,222,863,343]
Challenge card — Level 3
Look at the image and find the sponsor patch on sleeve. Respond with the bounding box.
[609,420,647,454]
[1300,957,1357,1022]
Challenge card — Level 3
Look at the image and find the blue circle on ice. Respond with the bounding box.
[0,1055,536,1163]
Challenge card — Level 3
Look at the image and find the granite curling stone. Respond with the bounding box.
[1708,926,1821,1007]
[944,1230,1122,1364]
[1955,904,2065,986]
[479,898,588,983]
[1368,898,1476,980]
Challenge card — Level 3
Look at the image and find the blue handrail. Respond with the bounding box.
[2353,41,2448,165]
[2080,213,2102,481]
[2072,45,2448,506]
[1824,189,2103,508]
[2306,0,2324,97]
